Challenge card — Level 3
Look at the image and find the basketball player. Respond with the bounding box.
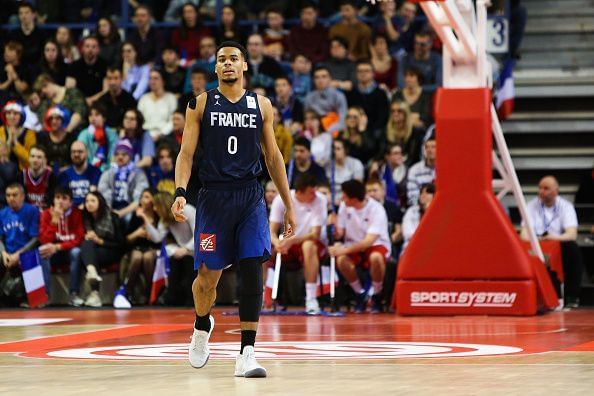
[172,41,296,378]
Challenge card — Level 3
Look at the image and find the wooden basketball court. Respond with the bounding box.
[1,308,593,395]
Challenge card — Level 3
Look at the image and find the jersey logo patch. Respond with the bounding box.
[247,96,257,109]
[214,94,221,106]
[199,233,217,252]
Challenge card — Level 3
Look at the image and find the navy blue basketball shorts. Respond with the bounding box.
[194,181,271,270]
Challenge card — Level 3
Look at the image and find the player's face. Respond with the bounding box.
[342,194,358,208]
[296,186,317,204]
[366,183,384,202]
[215,47,247,84]
[317,186,332,210]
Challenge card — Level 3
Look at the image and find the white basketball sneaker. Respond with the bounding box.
[234,346,267,378]
[188,315,215,368]
[306,298,321,315]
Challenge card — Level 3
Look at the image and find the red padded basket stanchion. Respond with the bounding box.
[396,88,558,316]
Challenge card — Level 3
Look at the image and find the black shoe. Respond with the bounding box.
[354,291,369,313]
[565,298,580,309]
[370,294,384,313]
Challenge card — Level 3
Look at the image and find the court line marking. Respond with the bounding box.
[224,328,569,336]
[1,362,594,367]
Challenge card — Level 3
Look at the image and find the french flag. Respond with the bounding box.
[495,59,515,121]
[317,265,339,297]
[149,244,170,305]
[19,250,48,308]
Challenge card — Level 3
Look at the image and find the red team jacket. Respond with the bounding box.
[39,207,85,250]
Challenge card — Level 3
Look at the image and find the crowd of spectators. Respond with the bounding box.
[0,1,534,311]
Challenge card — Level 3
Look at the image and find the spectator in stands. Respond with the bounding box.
[23,145,57,210]
[372,0,403,55]
[274,76,304,134]
[370,143,408,206]
[264,180,278,215]
[9,3,45,66]
[330,179,391,313]
[58,141,101,208]
[98,67,137,128]
[148,144,176,192]
[184,36,217,92]
[329,0,372,61]
[38,39,68,86]
[81,190,125,307]
[38,185,84,306]
[179,68,207,111]
[22,90,42,132]
[215,5,245,45]
[162,110,184,149]
[164,0,200,22]
[246,33,286,93]
[305,66,348,136]
[0,100,36,169]
[328,138,364,206]
[272,106,293,164]
[98,139,149,220]
[121,188,160,305]
[127,5,166,65]
[0,183,44,306]
[0,40,31,98]
[370,34,398,91]
[402,182,434,253]
[340,105,377,166]
[521,176,584,308]
[119,108,155,169]
[67,36,108,106]
[37,105,76,172]
[263,8,289,54]
[288,1,329,65]
[287,137,328,188]
[121,41,150,101]
[77,103,118,171]
[346,61,389,133]
[393,67,433,129]
[396,1,423,53]
[269,174,328,314]
[138,69,177,142]
[148,192,196,306]
[96,17,122,67]
[171,3,212,64]
[161,46,186,96]
[0,141,20,206]
[301,110,332,168]
[383,100,424,166]
[407,137,436,206]
[323,37,357,92]
[35,73,86,133]
[289,54,312,103]
[55,26,80,64]
[397,31,442,92]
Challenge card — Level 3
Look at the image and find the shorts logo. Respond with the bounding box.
[199,233,216,252]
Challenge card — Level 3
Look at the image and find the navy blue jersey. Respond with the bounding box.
[197,89,264,185]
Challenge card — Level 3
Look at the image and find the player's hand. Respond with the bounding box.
[283,208,296,239]
[328,242,344,257]
[171,197,187,222]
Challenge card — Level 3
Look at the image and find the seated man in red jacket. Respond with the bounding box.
[39,185,85,306]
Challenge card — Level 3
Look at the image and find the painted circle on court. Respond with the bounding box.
[40,342,523,361]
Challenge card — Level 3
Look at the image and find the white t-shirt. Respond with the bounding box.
[326,156,365,205]
[269,190,327,239]
[524,196,578,236]
[401,205,422,253]
[336,198,391,256]
[311,132,332,167]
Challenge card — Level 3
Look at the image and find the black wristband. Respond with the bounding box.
[174,187,187,200]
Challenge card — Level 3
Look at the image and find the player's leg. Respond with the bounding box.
[337,254,368,312]
[235,256,267,378]
[368,251,386,313]
[189,264,222,369]
[302,240,321,314]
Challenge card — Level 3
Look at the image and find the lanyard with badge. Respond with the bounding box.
[540,202,559,236]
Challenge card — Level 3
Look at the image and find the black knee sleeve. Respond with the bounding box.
[238,257,263,322]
